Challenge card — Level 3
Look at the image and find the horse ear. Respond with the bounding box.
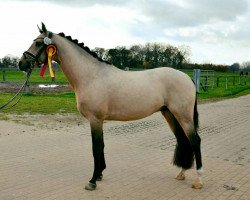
[41,22,47,34]
[37,24,43,33]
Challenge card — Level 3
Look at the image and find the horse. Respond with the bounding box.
[18,23,203,190]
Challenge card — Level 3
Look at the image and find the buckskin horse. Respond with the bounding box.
[18,23,203,190]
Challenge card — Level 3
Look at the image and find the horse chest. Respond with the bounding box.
[76,95,108,120]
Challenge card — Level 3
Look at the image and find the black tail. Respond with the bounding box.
[191,94,202,170]
[172,95,199,169]
[193,94,199,131]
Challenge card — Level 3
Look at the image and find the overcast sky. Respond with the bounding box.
[0,0,249,65]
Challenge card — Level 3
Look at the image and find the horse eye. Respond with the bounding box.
[35,41,43,47]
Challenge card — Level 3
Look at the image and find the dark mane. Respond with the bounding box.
[58,32,111,65]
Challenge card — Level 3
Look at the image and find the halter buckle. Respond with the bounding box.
[44,37,52,45]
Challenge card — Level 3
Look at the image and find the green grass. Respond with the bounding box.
[0,69,68,83]
[197,85,250,103]
[0,92,77,114]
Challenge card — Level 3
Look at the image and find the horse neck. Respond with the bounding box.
[52,34,100,90]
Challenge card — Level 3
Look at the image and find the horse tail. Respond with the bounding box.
[193,93,199,131]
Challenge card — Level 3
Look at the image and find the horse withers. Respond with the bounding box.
[18,23,203,190]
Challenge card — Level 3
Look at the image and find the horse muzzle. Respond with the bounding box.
[18,59,32,72]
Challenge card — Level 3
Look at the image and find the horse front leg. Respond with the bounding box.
[85,119,106,191]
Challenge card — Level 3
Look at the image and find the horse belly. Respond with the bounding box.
[106,92,163,121]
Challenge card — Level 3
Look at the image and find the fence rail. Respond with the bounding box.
[216,75,248,89]
[1,68,249,92]
[0,68,63,83]
[0,68,18,82]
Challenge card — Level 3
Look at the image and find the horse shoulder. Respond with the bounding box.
[75,80,110,121]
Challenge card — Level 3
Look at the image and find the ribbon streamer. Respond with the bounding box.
[47,45,56,78]
[40,64,47,77]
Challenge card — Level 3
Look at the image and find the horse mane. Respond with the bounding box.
[57,32,111,65]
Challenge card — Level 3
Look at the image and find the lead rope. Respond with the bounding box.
[0,69,32,110]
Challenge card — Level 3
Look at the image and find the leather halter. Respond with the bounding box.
[23,31,53,65]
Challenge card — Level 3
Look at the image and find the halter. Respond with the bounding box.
[23,31,53,65]
[1,32,56,110]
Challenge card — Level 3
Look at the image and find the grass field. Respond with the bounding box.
[197,85,250,103]
[0,68,250,114]
[0,69,68,83]
[0,92,77,114]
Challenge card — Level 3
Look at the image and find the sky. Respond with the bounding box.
[0,0,249,65]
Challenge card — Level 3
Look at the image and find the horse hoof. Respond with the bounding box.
[97,175,103,181]
[175,172,185,180]
[85,182,97,191]
[192,178,203,189]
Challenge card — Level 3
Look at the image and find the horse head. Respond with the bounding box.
[18,22,54,72]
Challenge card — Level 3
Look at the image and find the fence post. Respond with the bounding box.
[205,75,208,91]
[193,69,200,93]
[24,72,30,94]
[2,70,6,81]
[226,77,228,89]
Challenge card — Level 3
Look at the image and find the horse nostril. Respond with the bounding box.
[18,61,25,71]
[18,60,31,71]
[18,61,22,67]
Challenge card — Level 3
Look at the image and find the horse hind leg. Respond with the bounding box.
[188,98,203,189]
[175,111,203,189]
[161,105,203,189]
[189,131,203,189]
[161,109,193,181]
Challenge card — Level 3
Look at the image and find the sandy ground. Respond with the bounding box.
[0,83,72,94]
[0,95,249,199]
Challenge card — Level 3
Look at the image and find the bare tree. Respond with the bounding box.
[1,55,19,68]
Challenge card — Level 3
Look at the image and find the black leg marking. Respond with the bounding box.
[189,133,202,170]
[85,120,106,191]
[97,137,106,181]
[89,136,104,185]
[161,110,194,170]
[172,117,194,169]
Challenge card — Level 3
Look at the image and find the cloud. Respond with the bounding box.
[7,0,249,29]
[1,0,250,64]
[5,0,130,7]
[139,0,248,28]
